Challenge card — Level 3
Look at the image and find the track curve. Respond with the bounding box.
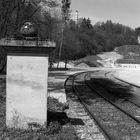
[65,70,140,140]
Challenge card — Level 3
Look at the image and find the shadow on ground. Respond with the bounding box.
[48,111,84,126]
[91,77,136,102]
[64,74,138,106]
[64,75,101,105]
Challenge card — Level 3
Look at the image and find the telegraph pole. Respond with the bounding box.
[57,0,71,68]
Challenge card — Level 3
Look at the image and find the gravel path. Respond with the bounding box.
[65,73,106,140]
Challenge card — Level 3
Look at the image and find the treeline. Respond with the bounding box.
[0,0,139,68]
[54,18,138,65]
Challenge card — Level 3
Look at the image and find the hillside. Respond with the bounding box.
[74,55,103,67]
[74,51,122,68]
[116,45,140,64]
[75,45,140,68]
[97,52,123,67]
[53,45,140,69]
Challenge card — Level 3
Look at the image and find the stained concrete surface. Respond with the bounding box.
[6,55,48,129]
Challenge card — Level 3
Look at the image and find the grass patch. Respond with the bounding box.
[0,87,79,140]
[0,122,79,140]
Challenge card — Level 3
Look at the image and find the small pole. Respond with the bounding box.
[57,24,64,69]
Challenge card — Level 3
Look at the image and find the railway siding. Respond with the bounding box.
[68,71,140,140]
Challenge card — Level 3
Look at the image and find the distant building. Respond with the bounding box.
[138,36,140,44]
[75,10,79,23]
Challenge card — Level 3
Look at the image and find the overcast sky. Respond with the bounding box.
[71,0,140,29]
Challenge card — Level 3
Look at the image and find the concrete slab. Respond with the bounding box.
[6,55,48,129]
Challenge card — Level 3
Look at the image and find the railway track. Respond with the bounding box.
[72,72,112,140]
[105,72,140,108]
[87,71,140,124]
[65,71,140,140]
[105,71,140,108]
[104,71,140,120]
[65,71,109,140]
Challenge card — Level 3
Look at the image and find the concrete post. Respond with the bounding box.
[0,39,55,129]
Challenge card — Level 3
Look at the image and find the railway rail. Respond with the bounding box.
[64,71,110,140]
[87,71,140,123]
[65,70,140,140]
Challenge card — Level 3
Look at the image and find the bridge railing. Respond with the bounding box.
[0,38,56,47]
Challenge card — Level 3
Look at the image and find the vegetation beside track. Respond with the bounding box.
[0,76,79,140]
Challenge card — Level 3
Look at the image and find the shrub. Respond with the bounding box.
[56,124,80,140]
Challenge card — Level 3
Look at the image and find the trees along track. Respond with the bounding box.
[65,71,140,140]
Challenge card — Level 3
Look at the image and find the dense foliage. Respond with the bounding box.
[0,0,61,39]
[55,19,138,65]
[0,0,139,68]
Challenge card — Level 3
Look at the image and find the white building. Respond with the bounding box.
[137,36,140,44]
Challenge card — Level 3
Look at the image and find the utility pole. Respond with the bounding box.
[57,0,71,68]
[57,23,64,68]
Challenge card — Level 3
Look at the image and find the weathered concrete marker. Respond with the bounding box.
[7,55,48,128]
[0,39,55,129]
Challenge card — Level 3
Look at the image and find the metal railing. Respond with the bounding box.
[0,38,56,47]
